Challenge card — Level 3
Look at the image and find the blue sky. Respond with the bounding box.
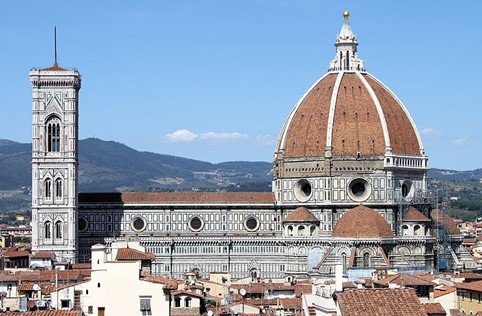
[0,1,480,171]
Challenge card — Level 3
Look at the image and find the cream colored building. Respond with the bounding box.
[79,242,174,316]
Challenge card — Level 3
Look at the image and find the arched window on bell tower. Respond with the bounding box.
[55,220,63,240]
[44,178,52,200]
[55,178,63,200]
[46,116,61,152]
[44,221,52,239]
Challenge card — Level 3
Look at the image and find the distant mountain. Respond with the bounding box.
[0,137,481,215]
[428,168,482,182]
[0,138,273,192]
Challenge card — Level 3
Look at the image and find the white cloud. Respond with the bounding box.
[199,132,248,141]
[165,129,198,142]
[452,137,469,146]
[163,129,248,143]
[420,128,441,137]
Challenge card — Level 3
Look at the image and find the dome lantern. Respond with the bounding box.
[329,10,365,72]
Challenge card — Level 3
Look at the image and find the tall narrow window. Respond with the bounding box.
[44,179,52,199]
[44,221,52,239]
[46,117,61,152]
[363,253,370,267]
[55,220,63,239]
[55,178,63,200]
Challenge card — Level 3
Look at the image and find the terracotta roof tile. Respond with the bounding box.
[423,302,446,315]
[374,273,435,287]
[333,204,393,238]
[434,285,456,298]
[248,297,302,309]
[403,207,431,222]
[32,252,55,259]
[431,209,460,235]
[41,63,68,72]
[116,247,155,261]
[79,191,275,204]
[72,263,91,269]
[171,289,204,299]
[336,288,427,316]
[283,207,319,222]
[4,250,30,258]
[456,280,482,292]
[140,274,180,289]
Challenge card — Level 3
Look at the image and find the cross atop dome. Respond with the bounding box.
[329,10,365,72]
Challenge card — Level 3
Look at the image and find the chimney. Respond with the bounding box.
[335,263,343,292]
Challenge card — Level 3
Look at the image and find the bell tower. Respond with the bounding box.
[30,59,81,262]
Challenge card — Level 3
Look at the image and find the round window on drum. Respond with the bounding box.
[131,216,147,232]
[188,216,204,232]
[244,216,259,232]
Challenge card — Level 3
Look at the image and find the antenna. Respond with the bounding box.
[54,26,58,65]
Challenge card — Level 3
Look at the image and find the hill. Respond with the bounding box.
[1,137,481,221]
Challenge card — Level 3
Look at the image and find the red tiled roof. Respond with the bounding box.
[434,285,456,298]
[431,209,460,235]
[4,250,30,258]
[32,252,55,259]
[336,288,427,316]
[374,273,434,287]
[116,247,155,261]
[140,274,181,289]
[171,289,204,299]
[456,280,482,292]
[72,263,92,270]
[79,192,275,204]
[423,302,446,315]
[333,204,393,238]
[283,207,319,222]
[403,207,431,222]
[41,63,68,72]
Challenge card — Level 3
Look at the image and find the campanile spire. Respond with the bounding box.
[329,10,365,72]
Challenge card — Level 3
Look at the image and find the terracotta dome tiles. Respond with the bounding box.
[363,74,421,156]
[332,204,393,238]
[283,73,336,158]
[332,73,385,156]
[283,207,319,222]
[277,71,423,160]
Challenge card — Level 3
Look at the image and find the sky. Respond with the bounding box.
[0,1,481,171]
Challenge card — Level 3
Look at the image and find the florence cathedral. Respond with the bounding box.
[29,11,472,280]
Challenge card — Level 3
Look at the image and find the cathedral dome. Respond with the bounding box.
[283,207,319,222]
[275,11,424,162]
[332,204,393,238]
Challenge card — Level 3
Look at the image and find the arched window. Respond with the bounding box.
[298,225,306,237]
[55,220,63,239]
[44,179,52,199]
[401,225,409,236]
[414,225,421,236]
[310,226,316,236]
[288,225,294,236]
[44,221,52,239]
[46,117,61,152]
[185,297,191,308]
[174,297,181,307]
[363,253,370,267]
[55,178,63,199]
